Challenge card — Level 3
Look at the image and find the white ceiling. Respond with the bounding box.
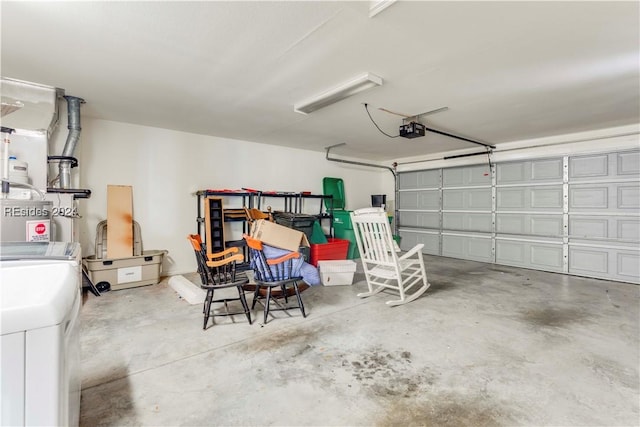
[2,1,638,161]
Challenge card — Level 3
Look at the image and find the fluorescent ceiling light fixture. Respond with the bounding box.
[369,0,397,18]
[294,72,383,114]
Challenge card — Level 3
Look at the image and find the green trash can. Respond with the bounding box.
[322,177,346,211]
[332,209,353,231]
[331,209,359,258]
[334,227,360,259]
[310,220,328,244]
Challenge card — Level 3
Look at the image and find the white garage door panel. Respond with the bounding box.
[496,239,564,272]
[496,214,526,235]
[443,212,492,232]
[570,151,640,180]
[442,234,492,262]
[570,183,640,212]
[618,185,640,209]
[497,186,563,211]
[399,191,419,209]
[618,151,640,175]
[530,245,564,269]
[531,187,564,209]
[442,234,463,255]
[497,188,526,209]
[569,246,640,283]
[443,165,491,187]
[618,252,640,280]
[618,219,640,240]
[497,159,563,184]
[531,216,564,236]
[399,190,440,209]
[531,159,564,181]
[570,186,608,209]
[569,247,608,273]
[399,229,440,255]
[399,170,440,189]
[495,240,526,263]
[496,214,564,236]
[443,188,492,210]
[569,216,609,239]
[569,215,640,241]
[418,191,440,209]
[398,149,639,284]
[398,211,440,228]
[570,154,609,179]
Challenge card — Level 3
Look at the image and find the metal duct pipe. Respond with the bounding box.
[59,95,85,189]
[325,143,400,235]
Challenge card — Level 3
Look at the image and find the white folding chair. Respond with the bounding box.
[350,207,430,306]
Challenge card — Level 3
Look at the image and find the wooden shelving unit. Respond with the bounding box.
[203,197,225,254]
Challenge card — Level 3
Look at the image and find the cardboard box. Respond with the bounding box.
[250,219,310,252]
[107,185,134,258]
[318,260,357,286]
[83,250,166,291]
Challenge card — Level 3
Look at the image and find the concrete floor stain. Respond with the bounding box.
[376,396,509,427]
[345,349,436,399]
[521,307,588,328]
[247,326,322,353]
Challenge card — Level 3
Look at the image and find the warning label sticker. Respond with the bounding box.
[26,220,50,242]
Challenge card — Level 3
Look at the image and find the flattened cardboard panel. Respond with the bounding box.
[107,185,133,258]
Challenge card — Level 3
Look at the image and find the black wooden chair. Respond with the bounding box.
[243,234,307,324]
[187,234,252,329]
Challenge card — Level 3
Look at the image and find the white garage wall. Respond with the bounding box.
[74,118,393,275]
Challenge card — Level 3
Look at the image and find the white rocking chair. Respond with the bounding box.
[350,207,430,306]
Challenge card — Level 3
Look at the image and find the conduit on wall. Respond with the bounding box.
[325,143,399,235]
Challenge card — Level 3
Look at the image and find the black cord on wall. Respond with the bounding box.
[364,103,399,138]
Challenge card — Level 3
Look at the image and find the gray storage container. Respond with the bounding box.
[83,250,166,291]
[94,219,143,259]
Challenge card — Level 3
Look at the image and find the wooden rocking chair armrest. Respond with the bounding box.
[266,251,300,265]
[243,234,263,250]
[207,253,244,267]
[398,243,425,260]
[207,247,239,260]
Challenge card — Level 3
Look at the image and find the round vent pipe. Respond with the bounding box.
[59,95,85,189]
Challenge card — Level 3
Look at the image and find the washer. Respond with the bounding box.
[1,242,81,427]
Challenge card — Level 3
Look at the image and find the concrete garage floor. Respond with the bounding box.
[79,255,639,427]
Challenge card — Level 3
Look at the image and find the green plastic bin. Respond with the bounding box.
[334,228,360,259]
[310,220,328,244]
[332,209,353,231]
[323,177,345,210]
